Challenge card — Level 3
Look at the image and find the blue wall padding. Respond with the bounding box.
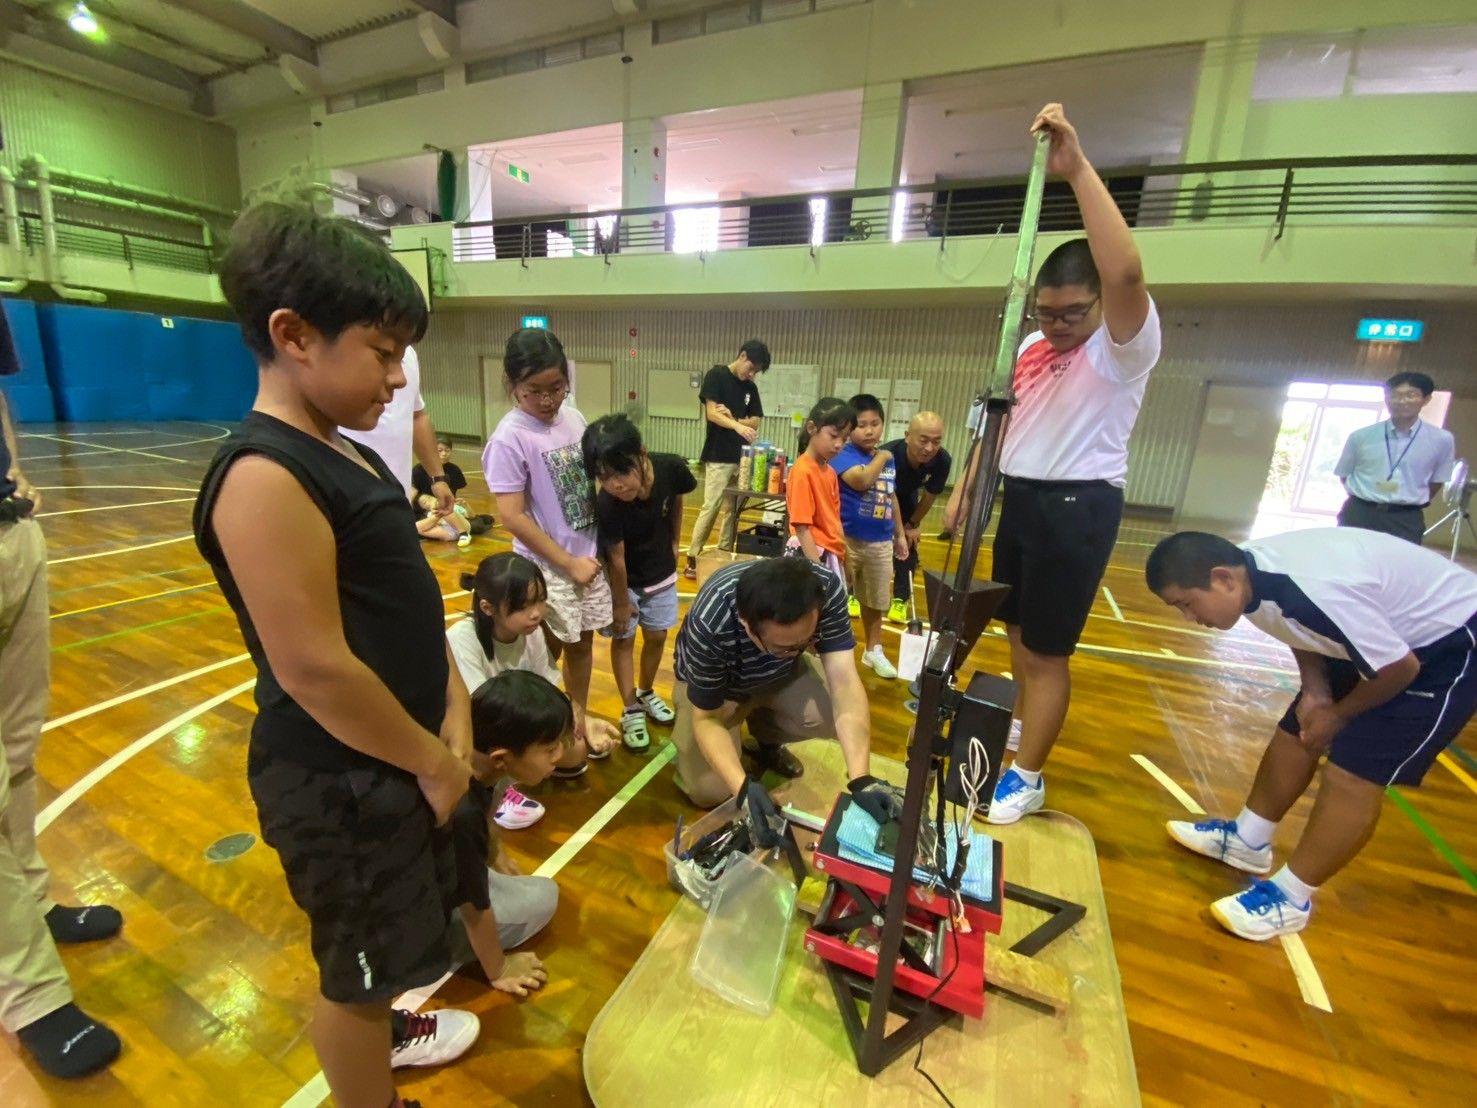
[1,299,56,421]
[35,303,256,422]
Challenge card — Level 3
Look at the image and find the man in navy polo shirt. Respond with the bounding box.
[1145,527,1477,942]
[670,556,900,841]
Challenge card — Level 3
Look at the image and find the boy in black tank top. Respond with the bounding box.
[194,204,478,1107]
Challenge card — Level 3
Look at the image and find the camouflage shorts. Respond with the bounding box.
[248,756,457,1003]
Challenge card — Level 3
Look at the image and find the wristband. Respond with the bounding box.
[430,475,450,485]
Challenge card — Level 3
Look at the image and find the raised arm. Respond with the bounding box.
[1032,103,1149,344]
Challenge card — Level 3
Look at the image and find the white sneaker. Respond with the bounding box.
[1007,719,1022,752]
[862,646,898,679]
[636,689,675,724]
[1167,818,1272,875]
[986,768,1045,825]
[1210,879,1311,941]
[391,1008,480,1069]
[494,787,545,831]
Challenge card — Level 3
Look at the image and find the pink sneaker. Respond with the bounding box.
[494,787,545,831]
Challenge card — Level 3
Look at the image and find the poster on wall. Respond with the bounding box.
[767,364,821,427]
[887,378,922,440]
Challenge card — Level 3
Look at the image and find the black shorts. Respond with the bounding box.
[249,755,457,1003]
[992,476,1123,657]
[1278,619,1477,787]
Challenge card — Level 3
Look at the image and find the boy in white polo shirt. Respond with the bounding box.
[1146,528,1477,941]
[946,103,1162,824]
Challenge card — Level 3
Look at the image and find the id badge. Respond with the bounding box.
[1374,479,1400,495]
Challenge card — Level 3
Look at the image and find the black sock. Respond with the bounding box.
[17,1003,121,1078]
[390,1008,408,1045]
[45,904,123,944]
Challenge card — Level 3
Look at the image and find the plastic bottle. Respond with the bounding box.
[772,450,786,494]
[738,445,754,491]
[751,442,769,493]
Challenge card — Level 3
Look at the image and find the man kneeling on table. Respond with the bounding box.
[671,556,902,841]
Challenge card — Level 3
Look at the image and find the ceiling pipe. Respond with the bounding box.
[34,165,235,220]
[19,156,107,304]
[0,166,29,293]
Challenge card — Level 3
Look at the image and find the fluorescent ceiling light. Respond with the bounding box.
[790,120,857,136]
[69,2,98,34]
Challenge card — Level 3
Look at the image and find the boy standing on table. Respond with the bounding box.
[1147,528,1477,941]
[832,393,910,680]
[944,103,1162,826]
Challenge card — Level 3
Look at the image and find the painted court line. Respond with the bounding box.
[38,496,196,518]
[282,744,678,1108]
[35,679,258,834]
[37,484,199,493]
[1436,751,1477,798]
[1131,753,1332,1011]
[24,432,196,465]
[43,653,253,732]
[1386,788,1477,894]
[50,580,217,620]
[1130,754,1206,815]
[47,534,194,565]
[1102,586,1124,621]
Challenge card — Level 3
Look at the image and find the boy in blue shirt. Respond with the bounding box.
[1146,528,1477,942]
[831,394,910,679]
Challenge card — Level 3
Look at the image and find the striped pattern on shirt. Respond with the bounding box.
[674,559,855,710]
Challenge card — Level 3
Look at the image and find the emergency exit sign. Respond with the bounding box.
[1357,318,1424,343]
[521,315,548,330]
[506,163,531,184]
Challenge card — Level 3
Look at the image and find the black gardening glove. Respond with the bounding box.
[848,775,904,825]
[737,776,782,849]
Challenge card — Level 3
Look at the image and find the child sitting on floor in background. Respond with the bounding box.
[447,552,618,827]
[582,414,697,751]
[832,393,910,680]
[416,496,472,546]
[445,670,571,1000]
[413,436,467,503]
[787,396,855,578]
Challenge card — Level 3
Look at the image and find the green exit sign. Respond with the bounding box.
[506,163,530,184]
[521,315,548,330]
[1357,318,1423,342]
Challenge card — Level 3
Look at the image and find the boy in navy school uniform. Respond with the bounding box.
[1145,527,1477,941]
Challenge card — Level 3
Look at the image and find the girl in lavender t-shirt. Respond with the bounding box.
[482,329,616,774]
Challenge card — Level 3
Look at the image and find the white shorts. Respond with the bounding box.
[538,561,614,644]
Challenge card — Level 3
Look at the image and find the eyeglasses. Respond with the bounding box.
[517,380,569,402]
[762,632,819,658]
[1030,296,1099,326]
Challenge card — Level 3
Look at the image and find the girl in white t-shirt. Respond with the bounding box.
[447,552,617,828]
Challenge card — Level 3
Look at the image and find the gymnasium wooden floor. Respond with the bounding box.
[2,420,1474,1107]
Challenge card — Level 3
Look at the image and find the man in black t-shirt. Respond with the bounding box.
[584,415,698,749]
[682,339,770,578]
[882,411,952,622]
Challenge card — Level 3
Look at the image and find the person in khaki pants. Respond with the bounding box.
[1,338,122,1078]
[669,556,902,841]
[683,340,769,577]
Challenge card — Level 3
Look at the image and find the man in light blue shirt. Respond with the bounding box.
[1334,372,1456,545]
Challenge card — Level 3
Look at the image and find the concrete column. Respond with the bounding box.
[1178,36,1261,222]
[853,81,908,191]
[621,117,667,251]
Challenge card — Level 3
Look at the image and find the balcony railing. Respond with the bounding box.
[450,154,1477,264]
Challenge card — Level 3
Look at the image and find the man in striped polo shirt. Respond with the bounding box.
[672,557,901,839]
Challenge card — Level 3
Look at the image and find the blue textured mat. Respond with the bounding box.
[835,802,994,900]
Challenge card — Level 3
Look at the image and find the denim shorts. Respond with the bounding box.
[603,581,680,640]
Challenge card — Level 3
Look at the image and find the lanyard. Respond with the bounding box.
[1383,420,1420,480]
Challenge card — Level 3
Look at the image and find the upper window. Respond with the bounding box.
[1253,24,1477,101]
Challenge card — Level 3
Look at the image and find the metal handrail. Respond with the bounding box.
[461,153,1477,231]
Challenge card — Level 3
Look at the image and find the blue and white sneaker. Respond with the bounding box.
[986,768,1045,825]
[1167,818,1273,875]
[1210,879,1311,941]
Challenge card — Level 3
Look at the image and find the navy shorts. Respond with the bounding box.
[1279,619,1477,787]
[992,476,1123,657]
[249,755,458,1003]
